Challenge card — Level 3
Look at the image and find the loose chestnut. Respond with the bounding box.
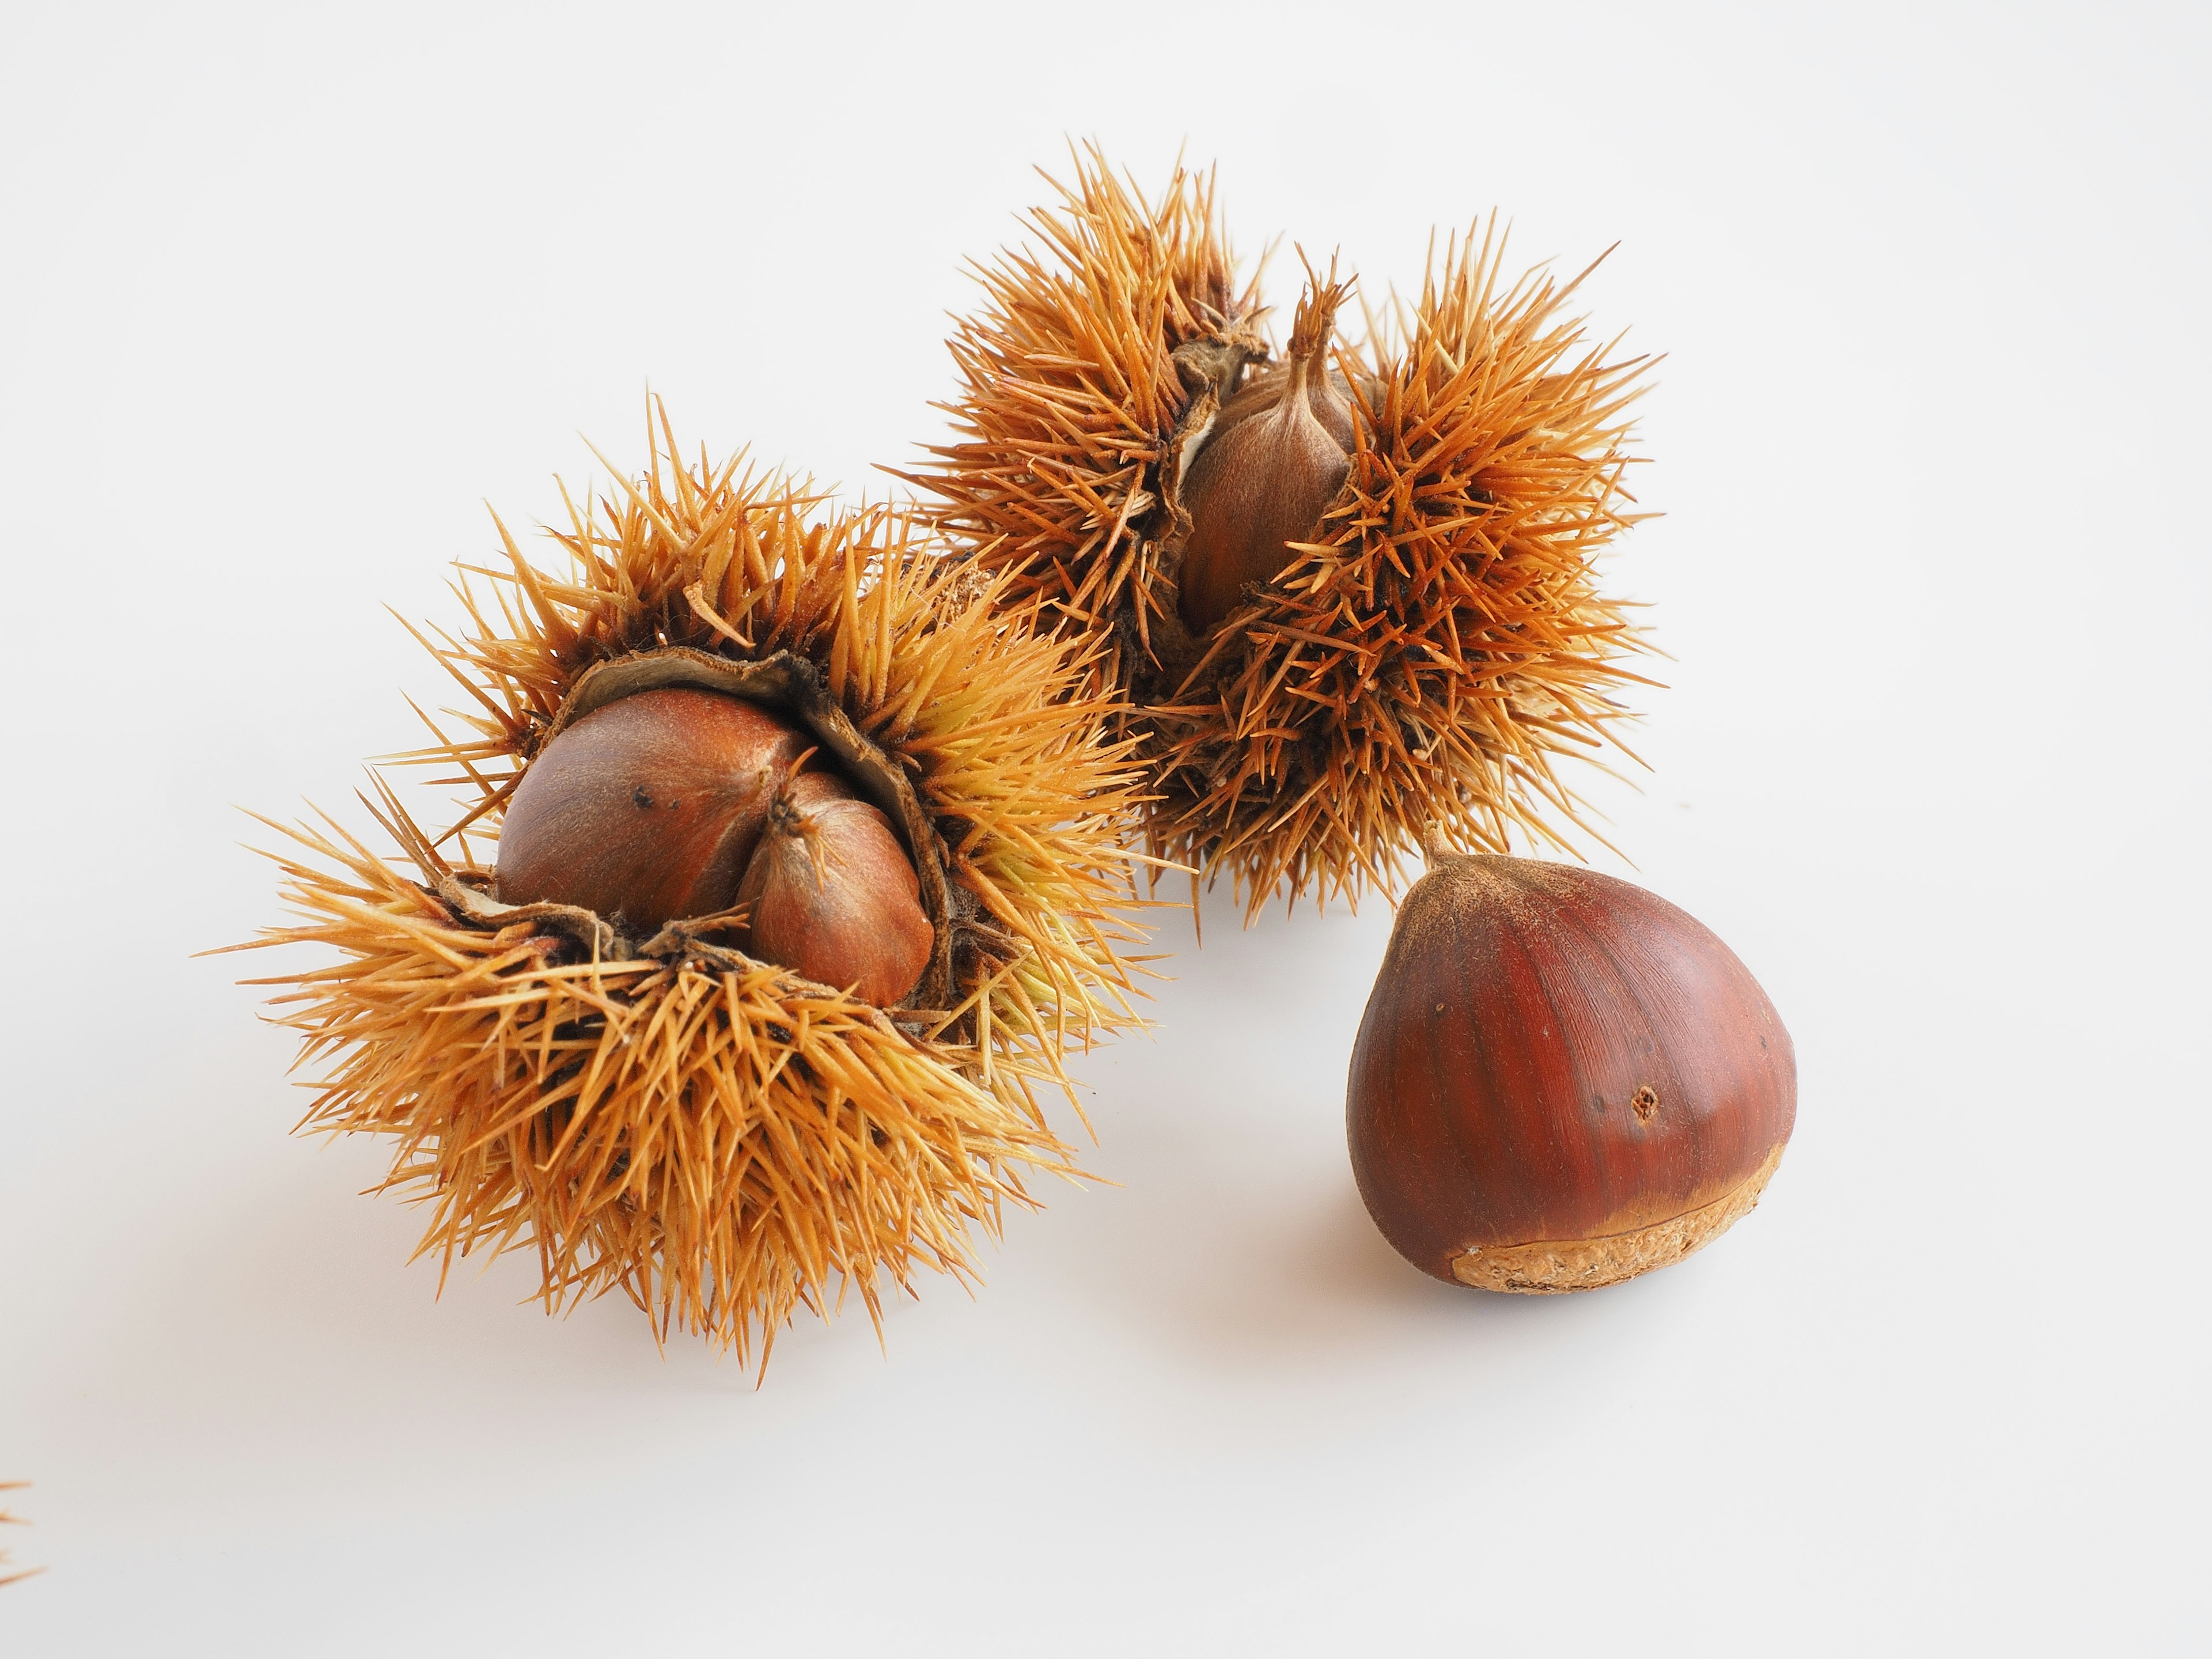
[1175,272,1357,635]
[495,686,807,933]
[736,768,934,1008]
[1347,855,1794,1293]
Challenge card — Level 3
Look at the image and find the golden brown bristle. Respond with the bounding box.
[1285,254,1353,365]
[911,154,1656,919]
[1148,221,1657,914]
[0,1483,39,1588]
[894,141,1265,691]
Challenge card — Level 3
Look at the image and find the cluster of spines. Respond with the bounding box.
[898,143,1262,692]
[250,801,1073,1366]
[243,411,1149,1365]
[910,151,1656,915]
[1148,225,1656,911]
[0,1484,36,1588]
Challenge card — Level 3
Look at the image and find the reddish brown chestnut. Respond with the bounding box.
[1347,854,1794,1293]
[1175,270,1358,635]
[736,768,934,1009]
[495,687,808,934]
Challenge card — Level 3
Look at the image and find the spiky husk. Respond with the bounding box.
[897,142,1265,696]
[911,154,1654,916]
[0,1484,37,1588]
[244,414,1147,1366]
[1146,225,1656,912]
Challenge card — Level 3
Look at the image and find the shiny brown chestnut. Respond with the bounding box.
[1175,271,1357,635]
[736,768,934,1008]
[494,683,934,1009]
[1347,854,1794,1293]
[495,687,808,934]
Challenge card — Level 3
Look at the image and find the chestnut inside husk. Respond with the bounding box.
[1173,270,1358,635]
[495,687,806,935]
[482,645,956,1012]
[734,767,933,1009]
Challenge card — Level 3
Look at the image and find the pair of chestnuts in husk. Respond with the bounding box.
[248,448,1149,1366]
[496,686,931,1007]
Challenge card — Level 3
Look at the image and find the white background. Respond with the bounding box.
[3,2,2206,1653]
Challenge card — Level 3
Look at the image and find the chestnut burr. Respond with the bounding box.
[1347,854,1794,1293]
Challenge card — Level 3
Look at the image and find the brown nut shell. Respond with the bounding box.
[1175,272,1357,635]
[736,770,934,1008]
[1176,366,1355,633]
[494,686,806,934]
[1346,854,1795,1293]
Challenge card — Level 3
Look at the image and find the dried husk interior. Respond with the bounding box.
[239,411,1149,1366]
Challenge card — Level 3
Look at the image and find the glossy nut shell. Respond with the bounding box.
[736,770,933,1008]
[494,687,806,933]
[1175,358,1355,634]
[1347,854,1796,1293]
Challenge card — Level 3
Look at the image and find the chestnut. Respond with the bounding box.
[1175,271,1357,635]
[494,686,808,934]
[1347,854,1795,1293]
[736,768,934,1009]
